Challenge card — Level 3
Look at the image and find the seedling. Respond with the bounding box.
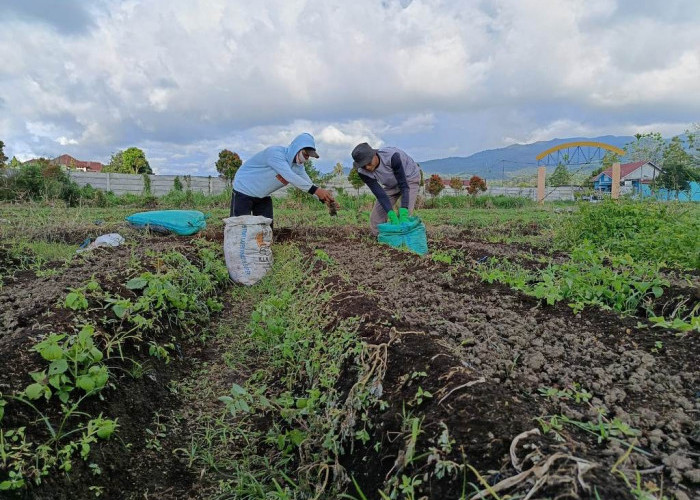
[410,387,433,407]
[145,414,167,452]
[538,383,592,403]
[65,289,89,311]
[431,252,453,265]
[313,249,334,264]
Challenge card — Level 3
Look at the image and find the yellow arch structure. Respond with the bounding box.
[535,141,625,161]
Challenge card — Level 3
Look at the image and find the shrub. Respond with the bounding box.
[449,177,463,192]
[14,163,45,199]
[423,194,532,209]
[467,175,487,196]
[426,174,445,197]
[557,200,700,269]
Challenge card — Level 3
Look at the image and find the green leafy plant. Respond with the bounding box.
[410,387,433,407]
[65,289,89,311]
[477,242,669,317]
[27,325,108,404]
[313,249,334,264]
[431,252,453,265]
[145,414,167,452]
[539,383,592,403]
[649,314,699,334]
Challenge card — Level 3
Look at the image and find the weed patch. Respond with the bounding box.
[556,200,700,269]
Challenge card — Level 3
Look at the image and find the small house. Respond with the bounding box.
[52,154,104,172]
[593,161,661,193]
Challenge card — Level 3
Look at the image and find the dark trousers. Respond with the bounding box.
[230,190,274,220]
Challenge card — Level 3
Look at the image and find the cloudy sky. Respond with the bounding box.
[1,0,699,174]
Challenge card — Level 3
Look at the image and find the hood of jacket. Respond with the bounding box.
[285,133,317,164]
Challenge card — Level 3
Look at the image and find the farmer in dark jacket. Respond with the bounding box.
[351,142,421,236]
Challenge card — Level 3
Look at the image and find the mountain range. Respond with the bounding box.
[417,135,635,179]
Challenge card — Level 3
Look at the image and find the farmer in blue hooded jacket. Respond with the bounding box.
[231,133,335,220]
[351,142,421,236]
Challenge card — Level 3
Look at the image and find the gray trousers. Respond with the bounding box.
[369,179,420,236]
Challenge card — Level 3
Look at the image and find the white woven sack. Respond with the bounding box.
[223,216,273,286]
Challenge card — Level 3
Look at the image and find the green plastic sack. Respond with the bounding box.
[377,216,428,256]
[126,210,207,236]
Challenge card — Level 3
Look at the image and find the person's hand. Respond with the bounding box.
[387,210,399,225]
[398,207,410,223]
[315,188,335,203]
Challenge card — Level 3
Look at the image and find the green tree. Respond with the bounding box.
[624,132,665,165]
[288,159,326,201]
[549,164,572,187]
[303,159,326,185]
[601,150,621,169]
[104,147,152,174]
[215,149,242,186]
[104,151,123,173]
[654,136,700,195]
[0,140,8,168]
[333,162,344,177]
[687,125,699,167]
[425,174,444,198]
[123,147,152,174]
[9,156,21,169]
[348,167,364,195]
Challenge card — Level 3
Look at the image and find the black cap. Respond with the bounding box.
[351,142,377,169]
[304,147,320,159]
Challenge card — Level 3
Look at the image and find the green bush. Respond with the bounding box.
[557,200,700,269]
[4,163,86,205]
[335,192,375,211]
[423,194,532,209]
[13,163,45,199]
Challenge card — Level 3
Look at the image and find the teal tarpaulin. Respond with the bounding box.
[377,216,428,256]
[126,210,207,236]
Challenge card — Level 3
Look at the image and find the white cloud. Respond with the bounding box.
[507,119,691,145]
[57,136,79,146]
[1,0,699,170]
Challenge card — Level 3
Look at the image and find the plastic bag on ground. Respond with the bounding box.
[377,216,428,256]
[76,233,125,253]
[125,210,207,236]
[223,216,273,286]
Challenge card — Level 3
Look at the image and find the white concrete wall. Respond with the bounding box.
[65,171,583,201]
[68,171,228,196]
[638,164,660,180]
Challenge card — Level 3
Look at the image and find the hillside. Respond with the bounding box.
[418,135,634,179]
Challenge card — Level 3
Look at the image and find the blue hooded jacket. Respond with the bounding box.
[233,133,318,198]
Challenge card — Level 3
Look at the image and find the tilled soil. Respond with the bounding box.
[293,230,699,499]
[0,237,206,499]
[1,227,698,499]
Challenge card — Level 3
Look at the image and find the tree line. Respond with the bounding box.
[2,128,698,196]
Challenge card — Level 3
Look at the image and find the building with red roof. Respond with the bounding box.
[592,161,661,192]
[51,154,104,172]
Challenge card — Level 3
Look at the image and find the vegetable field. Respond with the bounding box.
[0,197,698,499]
